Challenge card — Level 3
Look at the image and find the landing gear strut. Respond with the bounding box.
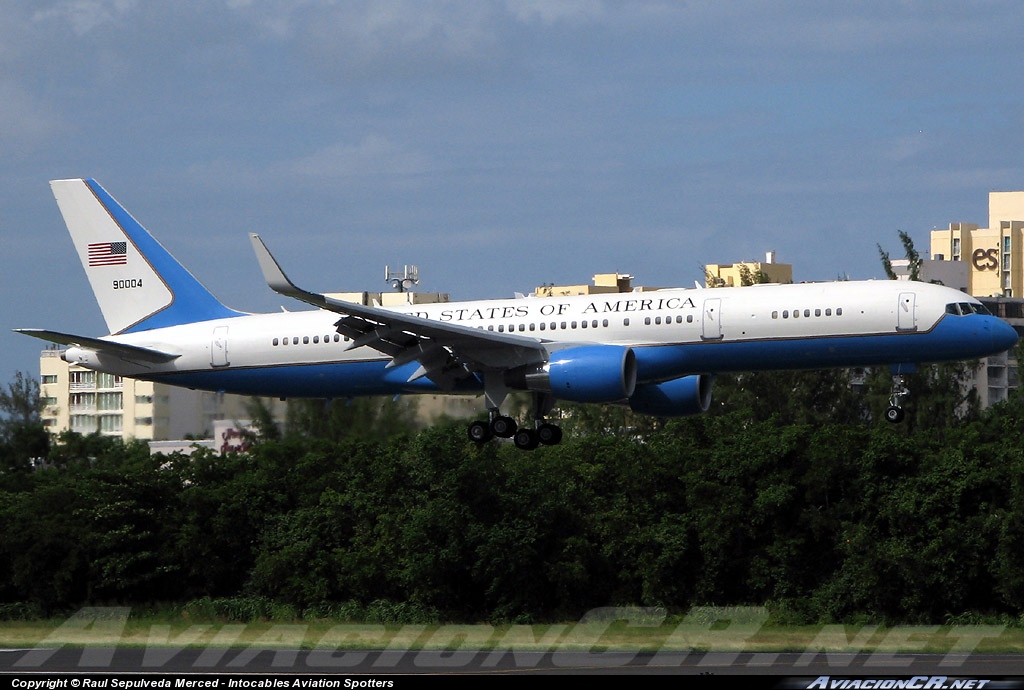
[885,374,909,423]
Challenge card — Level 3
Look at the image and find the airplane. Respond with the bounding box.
[15,178,1020,450]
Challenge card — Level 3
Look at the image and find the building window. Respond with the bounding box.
[42,375,58,384]
[70,415,95,432]
[97,392,122,411]
[96,372,120,389]
[99,415,123,433]
[70,370,95,389]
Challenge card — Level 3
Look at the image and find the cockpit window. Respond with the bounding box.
[946,302,992,316]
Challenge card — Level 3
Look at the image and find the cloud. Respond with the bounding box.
[283,135,434,180]
[30,0,140,36]
[0,80,64,155]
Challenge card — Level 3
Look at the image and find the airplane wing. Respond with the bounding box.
[249,235,549,389]
[14,328,181,363]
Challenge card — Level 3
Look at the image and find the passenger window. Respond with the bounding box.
[273,338,279,346]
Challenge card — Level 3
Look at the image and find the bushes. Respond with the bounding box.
[3,388,1024,623]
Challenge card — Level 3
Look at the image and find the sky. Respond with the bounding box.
[3,0,1024,383]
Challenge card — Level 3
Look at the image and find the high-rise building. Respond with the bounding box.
[930,191,1024,298]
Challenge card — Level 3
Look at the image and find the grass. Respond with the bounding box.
[2,610,1024,654]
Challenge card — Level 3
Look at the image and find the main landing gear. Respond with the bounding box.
[466,392,563,450]
[885,374,909,423]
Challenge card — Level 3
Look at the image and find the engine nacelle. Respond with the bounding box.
[628,374,714,417]
[515,345,637,403]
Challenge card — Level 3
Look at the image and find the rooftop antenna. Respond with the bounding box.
[385,265,419,292]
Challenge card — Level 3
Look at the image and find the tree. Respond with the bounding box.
[285,396,420,443]
[0,372,48,470]
[877,230,921,281]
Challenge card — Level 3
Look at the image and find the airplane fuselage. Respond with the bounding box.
[64,279,1012,399]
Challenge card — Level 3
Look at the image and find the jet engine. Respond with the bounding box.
[628,374,713,417]
[512,345,637,403]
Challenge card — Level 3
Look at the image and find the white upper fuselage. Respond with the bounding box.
[63,278,1014,399]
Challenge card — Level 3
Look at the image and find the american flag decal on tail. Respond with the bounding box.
[88,241,127,266]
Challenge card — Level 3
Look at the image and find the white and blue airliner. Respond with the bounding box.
[17,179,1019,449]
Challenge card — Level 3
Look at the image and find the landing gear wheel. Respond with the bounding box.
[885,406,905,424]
[537,423,563,446]
[513,428,539,450]
[490,415,517,439]
[468,420,493,444]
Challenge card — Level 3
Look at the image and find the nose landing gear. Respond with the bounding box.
[885,374,909,423]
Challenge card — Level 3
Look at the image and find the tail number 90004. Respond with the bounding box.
[113,279,143,290]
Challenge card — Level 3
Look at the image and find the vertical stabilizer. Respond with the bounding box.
[50,179,243,334]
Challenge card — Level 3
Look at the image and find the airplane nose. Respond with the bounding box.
[990,318,1019,353]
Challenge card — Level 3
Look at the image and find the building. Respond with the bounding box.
[889,258,968,292]
[926,191,1024,406]
[930,191,1024,297]
[705,251,793,287]
[534,273,637,297]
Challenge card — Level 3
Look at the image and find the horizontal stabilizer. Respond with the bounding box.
[14,329,181,363]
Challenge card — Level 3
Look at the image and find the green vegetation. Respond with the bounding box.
[2,359,1024,630]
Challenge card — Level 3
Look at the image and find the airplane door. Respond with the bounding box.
[897,292,917,332]
[211,326,230,367]
[701,298,723,340]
